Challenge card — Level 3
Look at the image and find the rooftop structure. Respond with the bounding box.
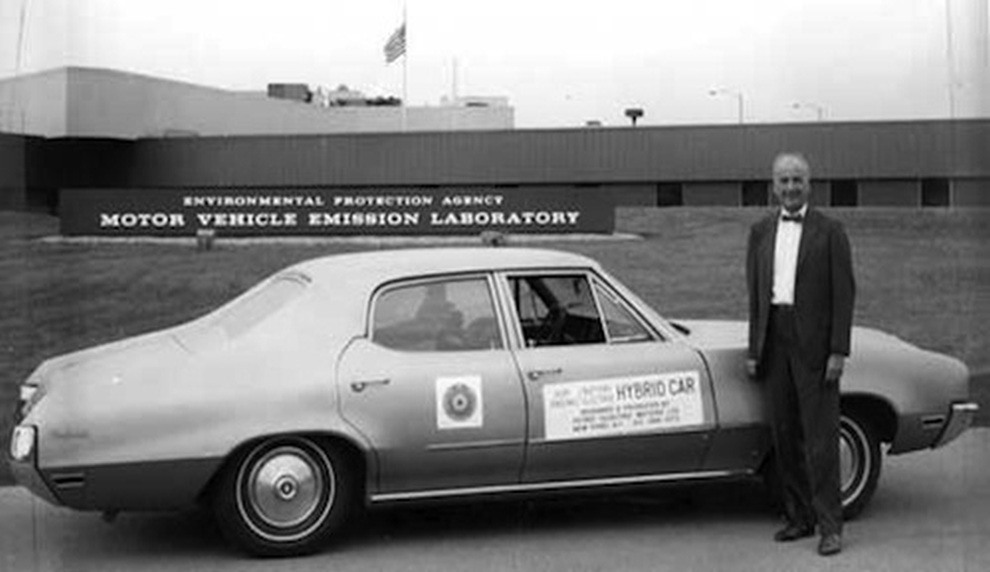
[0,67,514,139]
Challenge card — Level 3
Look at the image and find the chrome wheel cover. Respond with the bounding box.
[839,417,870,507]
[236,440,336,543]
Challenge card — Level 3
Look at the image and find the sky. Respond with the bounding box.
[0,0,987,128]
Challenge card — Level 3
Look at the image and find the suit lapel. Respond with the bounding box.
[761,215,776,296]
[796,208,820,274]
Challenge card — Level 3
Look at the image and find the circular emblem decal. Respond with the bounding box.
[443,383,477,421]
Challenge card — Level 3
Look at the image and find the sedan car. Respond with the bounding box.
[9,247,977,556]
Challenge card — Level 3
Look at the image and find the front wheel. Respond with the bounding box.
[213,436,354,557]
[840,410,882,520]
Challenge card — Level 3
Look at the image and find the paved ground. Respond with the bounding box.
[2,429,988,572]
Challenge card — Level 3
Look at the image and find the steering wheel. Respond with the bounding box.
[536,307,568,345]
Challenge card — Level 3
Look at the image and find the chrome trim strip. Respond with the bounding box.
[526,428,710,446]
[369,468,749,503]
[50,472,86,489]
[933,402,979,449]
[426,439,526,452]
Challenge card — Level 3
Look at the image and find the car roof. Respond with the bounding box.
[292,247,600,287]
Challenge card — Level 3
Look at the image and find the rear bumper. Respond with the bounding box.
[933,402,979,449]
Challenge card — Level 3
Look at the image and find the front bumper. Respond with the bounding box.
[9,458,61,507]
[933,402,979,449]
[8,424,61,507]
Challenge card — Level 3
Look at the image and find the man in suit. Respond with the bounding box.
[745,152,855,557]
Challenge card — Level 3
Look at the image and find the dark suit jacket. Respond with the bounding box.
[746,208,856,369]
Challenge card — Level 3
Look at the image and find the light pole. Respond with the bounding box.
[624,107,644,127]
[944,0,956,118]
[709,88,744,124]
[791,101,825,121]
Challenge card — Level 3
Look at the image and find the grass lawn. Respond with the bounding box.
[1,207,987,485]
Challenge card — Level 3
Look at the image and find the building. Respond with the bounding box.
[0,67,515,138]
[0,68,987,218]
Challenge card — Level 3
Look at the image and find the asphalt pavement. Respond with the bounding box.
[2,429,989,572]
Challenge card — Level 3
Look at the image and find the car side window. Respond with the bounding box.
[510,274,605,347]
[372,277,503,352]
[593,282,655,343]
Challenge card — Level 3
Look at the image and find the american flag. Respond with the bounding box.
[384,23,406,63]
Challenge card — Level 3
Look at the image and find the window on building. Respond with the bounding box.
[373,277,502,352]
[921,178,951,207]
[26,187,57,213]
[657,183,683,207]
[830,180,859,207]
[742,181,769,206]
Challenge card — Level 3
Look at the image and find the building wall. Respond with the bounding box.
[858,180,920,207]
[3,67,987,182]
[0,133,56,211]
[952,179,990,207]
[72,120,985,189]
[64,68,513,138]
[603,184,655,206]
[12,130,987,213]
[2,70,988,213]
[0,134,27,209]
[0,67,513,139]
[2,68,987,179]
[0,69,68,137]
[683,183,740,206]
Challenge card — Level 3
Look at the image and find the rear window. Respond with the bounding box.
[214,274,309,339]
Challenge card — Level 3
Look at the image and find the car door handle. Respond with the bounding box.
[350,378,391,393]
[527,368,562,381]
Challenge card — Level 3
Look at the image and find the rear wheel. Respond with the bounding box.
[759,409,883,520]
[213,436,354,557]
[840,410,882,519]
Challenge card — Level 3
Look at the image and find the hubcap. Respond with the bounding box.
[248,447,323,529]
[275,475,299,501]
[839,430,858,493]
[839,417,872,508]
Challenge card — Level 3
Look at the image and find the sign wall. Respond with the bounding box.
[59,186,615,236]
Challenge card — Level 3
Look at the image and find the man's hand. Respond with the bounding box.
[746,358,759,379]
[825,354,845,382]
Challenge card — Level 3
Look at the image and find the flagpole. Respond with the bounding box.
[401,2,408,131]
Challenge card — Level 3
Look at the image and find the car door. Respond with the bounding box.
[499,270,716,484]
[337,274,527,496]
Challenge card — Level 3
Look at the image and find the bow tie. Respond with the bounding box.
[781,213,804,223]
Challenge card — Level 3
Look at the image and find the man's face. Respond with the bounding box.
[772,157,811,213]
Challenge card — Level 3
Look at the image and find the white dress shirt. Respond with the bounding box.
[772,205,808,305]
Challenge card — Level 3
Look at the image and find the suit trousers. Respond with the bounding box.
[764,305,842,536]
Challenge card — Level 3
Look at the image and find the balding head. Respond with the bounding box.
[772,152,812,213]
[773,153,811,177]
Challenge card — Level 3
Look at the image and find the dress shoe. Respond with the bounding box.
[818,533,842,556]
[773,524,815,542]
